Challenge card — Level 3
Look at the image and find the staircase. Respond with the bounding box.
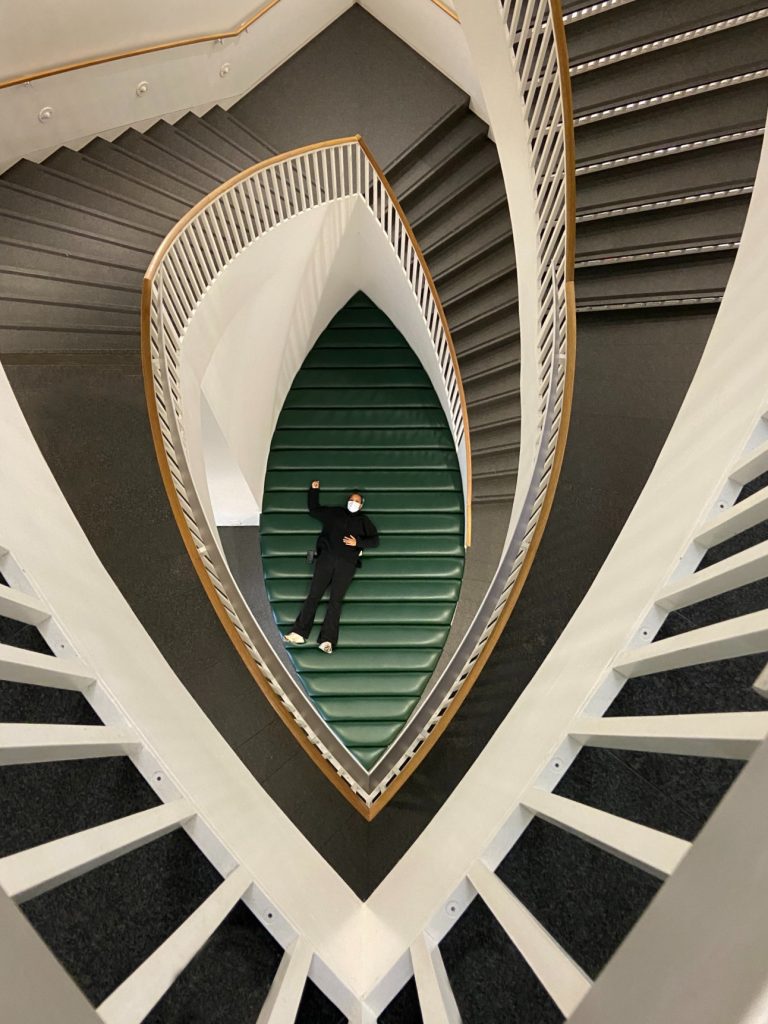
[261,292,464,770]
[1,2,768,1020]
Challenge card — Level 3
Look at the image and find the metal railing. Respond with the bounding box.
[142,134,472,809]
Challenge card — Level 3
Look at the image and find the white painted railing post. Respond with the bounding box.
[467,860,591,1016]
[410,933,462,1024]
[255,935,314,1024]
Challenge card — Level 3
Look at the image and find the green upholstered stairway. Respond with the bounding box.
[260,293,465,769]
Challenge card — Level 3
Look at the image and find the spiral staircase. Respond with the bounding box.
[1,1,768,1021]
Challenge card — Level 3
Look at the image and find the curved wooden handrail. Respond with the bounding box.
[364,0,578,816]
[0,0,460,93]
[142,134,473,816]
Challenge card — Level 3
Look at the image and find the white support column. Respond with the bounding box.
[0,723,141,765]
[695,486,768,547]
[522,789,690,880]
[572,713,768,759]
[98,865,251,1024]
[0,583,50,626]
[656,539,768,610]
[255,936,314,1024]
[410,932,462,1024]
[0,799,194,903]
[613,609,768,678]
[729,435,768,485]
[0,642,95,690]
[467,861,591,1017]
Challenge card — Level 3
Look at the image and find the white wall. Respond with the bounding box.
[0,0,492,173]
[179,194,465,526]
[0,0,353,172]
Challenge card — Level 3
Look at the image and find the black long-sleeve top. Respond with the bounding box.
[307,486,379,563]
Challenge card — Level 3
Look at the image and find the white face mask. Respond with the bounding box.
[347,500,362,513]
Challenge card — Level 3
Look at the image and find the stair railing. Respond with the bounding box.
[142,135,472,807]
[363,0,577,806]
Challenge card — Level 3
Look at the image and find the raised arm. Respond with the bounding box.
[307,480,329,523]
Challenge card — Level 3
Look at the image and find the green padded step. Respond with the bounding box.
[284,388,439,409]
[263,557,464,580]
[289,647,442,673]
[262,512,463,535]
[262,492,463,515]
[293,367,430,389]
[349,747,387,769]
[266,451,457,471]
[329,721,405,747]
[265,578,462,603]
[315,697,419,722]
[261,292,464,770]
[284,625,449,647]
[301,672,432,697]
[304,348,420,369]
[313,327,406,348]
[265,469,461,491]
[271,428,454,450]
[261,533,464,557]
[276,409,451,430]
[328,307,394,328]
[271,602,456,626]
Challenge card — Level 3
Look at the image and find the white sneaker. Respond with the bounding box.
[319,641,333,654]
[283,632,305,644]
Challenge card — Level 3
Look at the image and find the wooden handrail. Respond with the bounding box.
[0,0,460,93]
[142,135,473,816]
[0,0,282,91]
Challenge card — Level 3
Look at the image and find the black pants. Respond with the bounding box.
[292,553,357,646]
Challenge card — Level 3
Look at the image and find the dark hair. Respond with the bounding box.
[349,490,364,500]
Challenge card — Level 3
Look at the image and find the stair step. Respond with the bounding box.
[575,136,763,211]
[147,120,242,181]
[4,160,175,235]
[392,113,490,203]
[464,365,521,405]
[45,148,190,221]
[0,296,137,329]
[574,79,768,165]
[444,275,518,329]
[81,138,203,205]
[417,189,509,257]
[0,214,150,270]
[429,219,513,283]
[571,24,768,119]
[575,251,736,303]
[0,237,143,288]
[111,129,216,194]
[174,113,256,173]
[575,194,752,258]
[437,240,517,307]
[384,100,469,180]
[566,0,765,64]
[0,266,136,308]
[202,107,275,163]
[405,145,501,227]
[0,182,160,252]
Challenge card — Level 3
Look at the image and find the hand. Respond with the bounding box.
[311,480,320,490]
[343,534,357,547]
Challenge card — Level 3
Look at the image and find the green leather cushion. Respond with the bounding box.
[261,512,463,534]
[262,556,464,580]
[265,578,462,603]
